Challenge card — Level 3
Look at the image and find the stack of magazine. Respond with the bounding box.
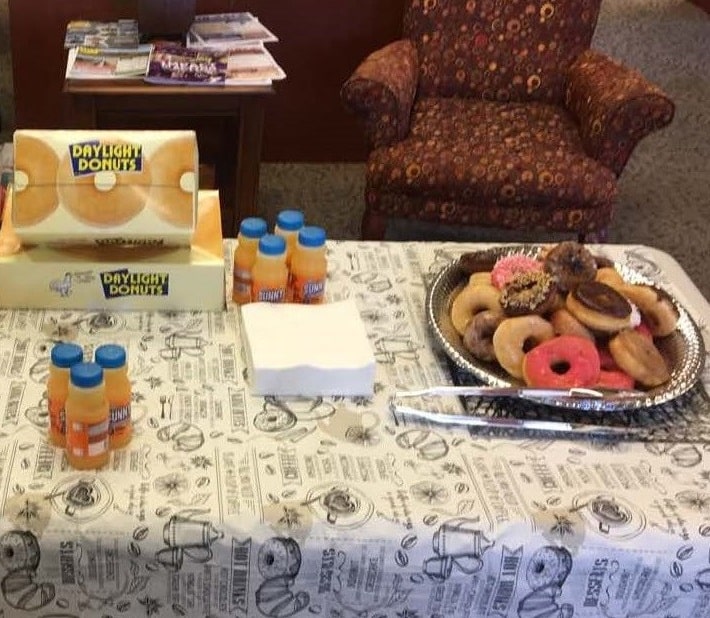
[64,13,286,87]
[64,19,153,80]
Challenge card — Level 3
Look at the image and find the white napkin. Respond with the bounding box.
[240,299,376,397]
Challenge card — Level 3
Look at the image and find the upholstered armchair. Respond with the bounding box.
[341,0,674,241]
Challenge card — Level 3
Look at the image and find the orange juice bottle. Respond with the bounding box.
[47,342,84,447]
[274,209,304,268]
[95,344,132,449]
[232,217,267,305]
[251,234,288,303]
[290,226,327,304]
[65,362,110,470]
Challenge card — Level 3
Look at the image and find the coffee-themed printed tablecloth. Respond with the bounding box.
[0,241,709,617]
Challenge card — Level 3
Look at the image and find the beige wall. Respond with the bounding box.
[0,0,13,140]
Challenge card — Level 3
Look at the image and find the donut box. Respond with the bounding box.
[0,189,225,311]
[12,129,197,246]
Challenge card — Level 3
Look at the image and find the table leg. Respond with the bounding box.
[62,93,98,129]
[234,96,265,233]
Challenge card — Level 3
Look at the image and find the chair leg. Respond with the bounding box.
[361,209,388,240]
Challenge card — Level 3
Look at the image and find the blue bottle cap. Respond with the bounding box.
[239,217,268,239]
[298,226,326,248]
[95,344,126,369]
[276,210,304,232]
[70,362,104,389]
[50,343,83,369]
[258,234,287,256]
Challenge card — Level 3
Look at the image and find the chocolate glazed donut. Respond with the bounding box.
[543,241,597,292]
[566,281,632,333]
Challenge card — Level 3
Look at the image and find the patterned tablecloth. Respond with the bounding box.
[0,240,709,618]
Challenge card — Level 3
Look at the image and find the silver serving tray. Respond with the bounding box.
[426,245,706,412]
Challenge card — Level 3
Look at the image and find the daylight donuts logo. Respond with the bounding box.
[100,269,170,298]
[68,140,143,175]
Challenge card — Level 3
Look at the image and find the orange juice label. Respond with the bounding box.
[233,268,252,296]
[109,401,131,437]
[67,419,109,458]
[292,275,325,304]
[48,397,66,435]
[253,283,286,303]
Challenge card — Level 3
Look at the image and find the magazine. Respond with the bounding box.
[65,45,153,80]
[145,45,227,85]
[64,19,140,50]
[187,12,278,47]
[223,44,286,85]
[144,43,285,86]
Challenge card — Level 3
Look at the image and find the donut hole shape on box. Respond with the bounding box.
[57,143,151,227]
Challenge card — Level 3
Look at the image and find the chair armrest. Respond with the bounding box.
[341,39,419,149]
[565,49,675,176]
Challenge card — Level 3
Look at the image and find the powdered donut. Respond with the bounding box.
[522,335,601,389]
[450,283,502,336]
[57,141,151,227]
[492,315,555,380]
[13,134,60,226]
[148,135,196,228]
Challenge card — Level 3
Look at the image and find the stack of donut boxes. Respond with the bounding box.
[0,130,225,311]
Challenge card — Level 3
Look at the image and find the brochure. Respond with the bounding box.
[223,44,286,85]
[188,12,278,47]
[64,19,140,50]
[65,45,153,80]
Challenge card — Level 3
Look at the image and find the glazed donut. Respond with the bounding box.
[148,135,197,228]
[522,335,601,388]
[450,283,502,336]
[499,271,557,316]
[608,329,670,387]
[13,134,60,226]
[462,310,503,362]
[566,281,633,333]
[468,271,492,287]
[543,241,597,292]
[492,315,555,380]
[619,284,678,337]
[56,141,151,227]
[491,254,542,289]
[549,308,595,341]
[595,266,626,290]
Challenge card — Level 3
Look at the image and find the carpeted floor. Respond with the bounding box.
[256,0,710,301]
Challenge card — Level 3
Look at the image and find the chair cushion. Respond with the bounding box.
[366,97,617,230]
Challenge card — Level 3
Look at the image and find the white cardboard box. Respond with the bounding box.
[241,299,376,397]
[0,189,225,311]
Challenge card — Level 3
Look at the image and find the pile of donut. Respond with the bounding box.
[449,241,679,390]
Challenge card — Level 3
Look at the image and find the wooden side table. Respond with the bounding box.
[63,79,274,237]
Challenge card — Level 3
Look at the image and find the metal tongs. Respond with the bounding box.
[390,386,646,436]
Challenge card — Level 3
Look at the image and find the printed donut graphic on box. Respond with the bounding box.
[148,135,197,228]
[517,545,574,618]
[56,139,152,227]
[12,133,60,226]
[11,129,198,246]
[255,537,310,618]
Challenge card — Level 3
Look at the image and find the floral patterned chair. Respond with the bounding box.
[341,0,674,241]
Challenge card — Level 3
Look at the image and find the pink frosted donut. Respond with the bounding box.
[491,254,542,289]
